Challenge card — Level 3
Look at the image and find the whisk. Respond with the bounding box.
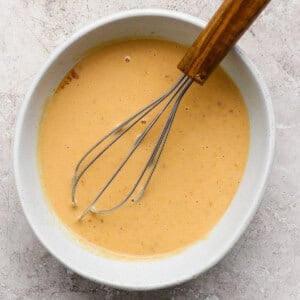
[72,0,270,220]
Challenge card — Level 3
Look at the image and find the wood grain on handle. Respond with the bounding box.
[178,0,271,84]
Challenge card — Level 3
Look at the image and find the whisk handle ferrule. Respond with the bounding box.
[177,0,271,84]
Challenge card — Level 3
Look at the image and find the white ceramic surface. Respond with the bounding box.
[13,9,275,290]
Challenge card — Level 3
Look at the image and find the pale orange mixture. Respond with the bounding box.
[38,39,249,257]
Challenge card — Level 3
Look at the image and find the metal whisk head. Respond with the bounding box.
[72,74,193,220]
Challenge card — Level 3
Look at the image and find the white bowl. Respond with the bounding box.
[13,9,275,290]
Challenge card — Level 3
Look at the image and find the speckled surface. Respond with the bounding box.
[0,0,299,299]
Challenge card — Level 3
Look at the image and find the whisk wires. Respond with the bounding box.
[72,74,192,220]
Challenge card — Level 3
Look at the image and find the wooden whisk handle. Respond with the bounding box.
[178,0,271,84]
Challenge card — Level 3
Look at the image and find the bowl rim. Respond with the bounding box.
[13,8,275,290]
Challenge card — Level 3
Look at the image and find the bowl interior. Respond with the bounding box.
[14,10,274,290]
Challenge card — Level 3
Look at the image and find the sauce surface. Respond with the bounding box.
[38,39,249,257]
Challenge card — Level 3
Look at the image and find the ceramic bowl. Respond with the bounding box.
[14,9,275,290]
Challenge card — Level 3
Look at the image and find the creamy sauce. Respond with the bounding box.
[38,39,249,257]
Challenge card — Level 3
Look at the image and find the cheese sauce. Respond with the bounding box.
[38,39,249,257]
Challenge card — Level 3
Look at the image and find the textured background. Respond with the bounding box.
[0,0,299,299]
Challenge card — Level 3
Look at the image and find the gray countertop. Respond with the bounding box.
[0,0,299,299]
